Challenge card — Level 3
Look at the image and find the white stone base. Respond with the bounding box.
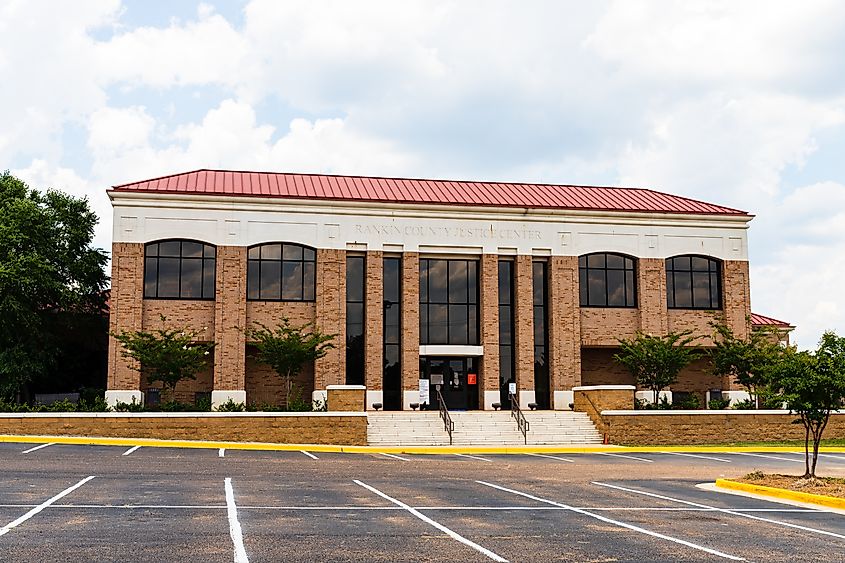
[312,389,328,408]
[519,390,535,410]
[722,390,751,406]
[105,390,144,408]
[553,390,574,410]
[483,390,502,410]
[366,390,383,410]
[635,390,672,405]
[403,390,422,410]
[211,390,246,409]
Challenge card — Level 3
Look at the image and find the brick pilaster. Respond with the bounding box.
[479,254,499,408]
[315,248,346,389]
[365,251,384,391]
[107,243,145,390]
[638,258,669,335]
[213,246,247,392]
[401,252,420,393]
[548,255,581,399]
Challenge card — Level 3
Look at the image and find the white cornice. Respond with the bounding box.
[108,191,753,230]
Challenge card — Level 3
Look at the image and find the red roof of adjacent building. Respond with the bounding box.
[110,169,749,216]
[751,313,793,328]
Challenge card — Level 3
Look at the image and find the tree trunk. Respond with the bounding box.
[803,420,811,478]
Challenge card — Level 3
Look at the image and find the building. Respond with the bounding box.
[106,169,770,410]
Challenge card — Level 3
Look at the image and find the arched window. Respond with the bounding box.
[666,255,721,309]
[578,253,637,307]
[144,240,216,300]
[247,243,316,301]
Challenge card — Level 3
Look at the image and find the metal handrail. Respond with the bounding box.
[437,387,454,445]
[510,393,530,445]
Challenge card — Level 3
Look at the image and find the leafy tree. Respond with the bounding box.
[766,332,845,478]
[710,319,784,408]
[615,330,702,405]
[111,316,213,400]
[246,319,336,407]
[0,172,108,401]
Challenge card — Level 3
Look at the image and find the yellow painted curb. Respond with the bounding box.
[1,434,845,455]
[715,478,845,510]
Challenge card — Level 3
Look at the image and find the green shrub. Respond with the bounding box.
[312,396,327,412]
[708,397,731,410]
[113,398,144,412]
[672,393,701,410]
[193,396,212,412]
[731,398,756,410]
[216,399,246,412]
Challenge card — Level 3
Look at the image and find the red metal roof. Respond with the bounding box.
[751,313,793,328]
[110,169,749,216]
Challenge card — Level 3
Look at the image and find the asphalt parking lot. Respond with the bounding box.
[1,442,844,562]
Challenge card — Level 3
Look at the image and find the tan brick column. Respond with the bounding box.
[401,252,420,409]
[514,255,535,408]
[212,246,247,407]
[547,255,581,409]
[106,242,145,406]
[315,248,346,391]
[365,251,384,395]
[479,253,499,409]
[723,260,752,391]
[638,258,669,335]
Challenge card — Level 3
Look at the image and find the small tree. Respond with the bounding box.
[615,330,701,405]
[245,319,336,407]
[710,319,784,408]
[767,332,845,478]
[112,316,213,401]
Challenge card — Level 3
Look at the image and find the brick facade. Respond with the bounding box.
[108,243,754,409]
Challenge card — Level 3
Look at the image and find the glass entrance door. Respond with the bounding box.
[420,357,478,410]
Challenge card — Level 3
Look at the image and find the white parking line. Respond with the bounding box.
[477,480,744,561]
[378,452,410,461]
[0,476,95,537]
[122,446,141,456]
[21,443,55,454]
[593,481,845,540]
[300,450,319,460]
[354,480,508,562]
[527,453,575,463]
[224,478,249,563]
[730,452,803,463]
[661,451,732,463]
[596,452,654,463]
[454,453,493,462]
[784,451,845,461]
[219,448,225,458]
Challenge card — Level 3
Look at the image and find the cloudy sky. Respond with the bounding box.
[3,0,844,348]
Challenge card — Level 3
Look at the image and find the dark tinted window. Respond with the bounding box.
[533,261,550,409]
[247,243,317,301]
[383,257,402,410]
[144,240,216,300]
[666,255,721,309]
[498,260,515,407]
[419,258,479,345]
[345,255,365,386]
[578,253,637,308]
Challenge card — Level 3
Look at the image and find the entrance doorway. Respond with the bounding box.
[419,357,479,410]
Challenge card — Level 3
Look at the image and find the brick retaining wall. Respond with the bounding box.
[0,413,368,446]
[602,410,845,445]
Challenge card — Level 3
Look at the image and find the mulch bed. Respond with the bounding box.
[737,471,845,498]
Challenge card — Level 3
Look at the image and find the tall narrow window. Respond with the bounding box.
[383,257,402,410]
[578,253,637,307]
[246,243,316,301]
[345,255,365,386]
[666,255,722,310]
[533,261,550,410]
[419,258,479,345]
[144,240,216,300]
[498,260,515,408]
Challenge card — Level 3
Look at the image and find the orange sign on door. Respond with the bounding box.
[467,373,477,385]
